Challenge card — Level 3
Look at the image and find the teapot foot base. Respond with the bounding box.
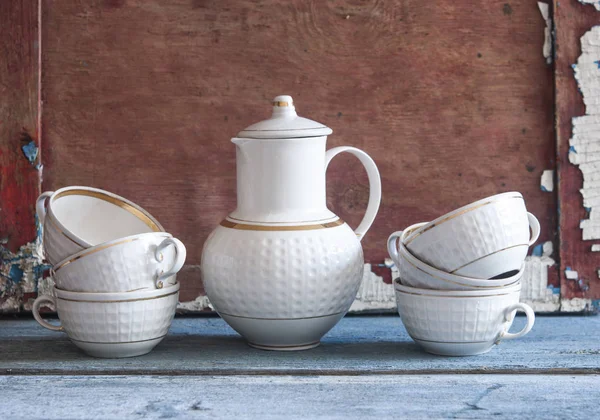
[247,340,320,352]
[219,312,346,352]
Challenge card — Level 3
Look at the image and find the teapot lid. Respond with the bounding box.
[237,95,333,139]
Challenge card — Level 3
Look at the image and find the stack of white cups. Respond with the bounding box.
[387,192,539,356]
[32,187,186,358]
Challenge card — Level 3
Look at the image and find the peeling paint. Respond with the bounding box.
[521,241,559,312]
[578,278,590,292]
[578,0,600,12]
[8,264,24,282]
[177,295,212,313]
[540,169,554,192]
[349,262,396,313]
[561,297,594,312]
[565,267,579,280]
[0,214,52,312]
[531,244,544,257]
[571,26,600,240]
[537,2,553,64]
[0,240,51,312]
[20,140,38,166]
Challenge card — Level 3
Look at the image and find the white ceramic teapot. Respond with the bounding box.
[201,95,381,350]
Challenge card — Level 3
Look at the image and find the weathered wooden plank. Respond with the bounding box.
[554,0,600,304]
[40,0,557,303]
[2,315,599,375]
[0,1,45,312]
[0,374,598,419]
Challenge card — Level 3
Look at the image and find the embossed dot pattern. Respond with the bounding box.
[55,234,178,292]
[57,290,178,342]
[395,290,520,343]
[201,224,364,319]
[407,199,530,272]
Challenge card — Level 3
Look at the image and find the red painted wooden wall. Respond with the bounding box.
[3,0,586,311]
[555,1,600,305]
[0,1,44,309]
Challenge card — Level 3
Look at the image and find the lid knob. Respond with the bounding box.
[272,95,293,107]
[272,95,297,118]
[236,95,332,139]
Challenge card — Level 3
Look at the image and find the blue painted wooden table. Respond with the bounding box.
[1,315,598,418]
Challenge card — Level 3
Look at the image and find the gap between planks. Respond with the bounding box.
[3,368,600,377]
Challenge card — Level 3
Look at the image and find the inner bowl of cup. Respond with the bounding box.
[491,270,521,279]
[447,243,529,279]
[48,187,164,247]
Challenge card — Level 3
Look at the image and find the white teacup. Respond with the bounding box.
[403,192,540,279]
[32,283,180,358]
[53,232,186,292]
[388,223,523,290]
[394,281,535,356]
[37,186,165,265]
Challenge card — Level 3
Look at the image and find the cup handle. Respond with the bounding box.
[496,302,535,343]
[36,191,54,226]
[32,295,64,332]
[527,212,540,246]
[387,231,404,268]
[154,238,187,288]
[325,146,382,241]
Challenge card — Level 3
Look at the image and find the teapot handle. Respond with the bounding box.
[325,146,381,241]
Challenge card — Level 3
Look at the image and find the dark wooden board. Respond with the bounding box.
[0,1,42,307]
[39,0,556,302]
[2,315,599,374]
[554,0,600,301]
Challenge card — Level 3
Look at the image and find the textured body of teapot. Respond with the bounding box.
[201,218,364,350]
[201,95,381,350]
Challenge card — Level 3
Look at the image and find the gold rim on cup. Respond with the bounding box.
[45,187,164,249]
[53,232,172,272]
[404,193,523,245]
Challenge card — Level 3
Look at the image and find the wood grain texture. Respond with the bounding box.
[1,374,598,419]
[2,315,599,374]
[0,1,41,251]
[554,0,600,301]
[40,0,556,301]
[0,1,43,311]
